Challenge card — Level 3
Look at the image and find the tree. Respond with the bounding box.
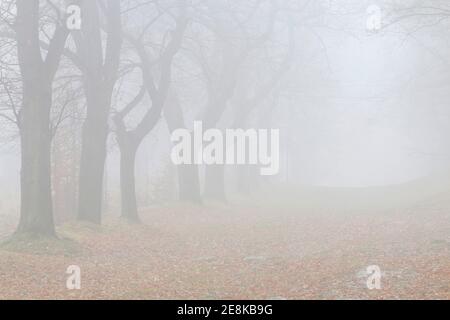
[164,89,202,203]
[13,0,69,236]
[114,1,188,221]
[75,0,122,224]
[232,22,295,193]
[189,0,279,201]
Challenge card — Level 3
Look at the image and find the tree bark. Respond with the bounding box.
[113,13,188,218]
[76,0,122,224]
[14,0,68,236]
[17,86,55,236]
[118,139,140,222]
[77,104,109,224]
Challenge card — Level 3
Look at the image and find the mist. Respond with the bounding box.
[0,0,449,300]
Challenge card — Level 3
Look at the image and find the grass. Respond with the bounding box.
[0,231,83,257]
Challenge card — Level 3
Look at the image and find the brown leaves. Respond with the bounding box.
[0,203,449,299]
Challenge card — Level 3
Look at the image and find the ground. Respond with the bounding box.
[0,192,449,300]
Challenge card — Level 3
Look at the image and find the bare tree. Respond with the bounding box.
[11,1,69,236]
[232,22,295,193]
[188,0,279,201]
[114,1,188,221]
[74,0,122,225]
[164,88,202,203]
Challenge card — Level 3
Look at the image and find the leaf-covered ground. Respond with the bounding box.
[0,198,449,300]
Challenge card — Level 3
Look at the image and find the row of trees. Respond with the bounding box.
[0,0,301,237]
[2,0,445,238]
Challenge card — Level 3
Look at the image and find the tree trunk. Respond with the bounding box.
[164,93,202,203]
[17,86,55,236]
[76,0,122,225]
[119,141,140,222]
[52,136,65,225]
[14,0,68,236]
[178,164,202,203]
[204,164,226,202]
[77,104,109,224]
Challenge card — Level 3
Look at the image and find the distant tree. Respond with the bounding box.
[190,0,279,201]
[164,89,202,203]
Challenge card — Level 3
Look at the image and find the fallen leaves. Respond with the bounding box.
[0,201,448,299]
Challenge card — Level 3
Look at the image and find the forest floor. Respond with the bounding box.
[0,195,449,299]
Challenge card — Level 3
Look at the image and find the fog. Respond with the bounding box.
[0,0,449,300]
